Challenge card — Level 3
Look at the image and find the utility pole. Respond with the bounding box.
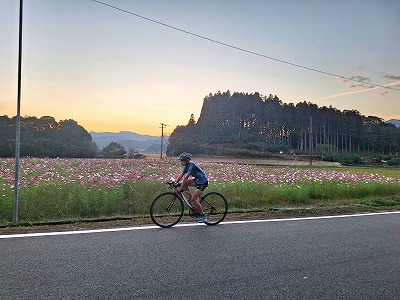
[309,117,313,166]
[160,123,168,159]
[14,0,23,223]
[322,121,326,161]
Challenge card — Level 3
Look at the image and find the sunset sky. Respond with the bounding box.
[1,0,399,136]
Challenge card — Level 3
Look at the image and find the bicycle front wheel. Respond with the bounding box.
[200,192,228,226]
[150,192,184,228]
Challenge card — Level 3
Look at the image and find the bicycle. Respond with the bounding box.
[150,181,228,228]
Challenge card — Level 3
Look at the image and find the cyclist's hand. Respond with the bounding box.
[173,182,181,192]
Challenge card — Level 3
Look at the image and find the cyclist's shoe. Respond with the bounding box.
[195,215,207,223]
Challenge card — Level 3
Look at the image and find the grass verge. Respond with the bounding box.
[1,198,399,234]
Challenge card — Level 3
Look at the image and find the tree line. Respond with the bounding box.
[167,91,400,159]
[0,116,98,158]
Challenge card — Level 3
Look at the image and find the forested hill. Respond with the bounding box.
[166,91,400,157]
[0,116,97,158]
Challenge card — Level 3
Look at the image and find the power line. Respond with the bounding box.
[163,136,169,145]
[89,0,400,92]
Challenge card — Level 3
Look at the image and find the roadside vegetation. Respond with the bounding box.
[1,158,399,225]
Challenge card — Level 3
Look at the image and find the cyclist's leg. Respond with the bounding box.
[181,179,195,199]
[189,188,204,215]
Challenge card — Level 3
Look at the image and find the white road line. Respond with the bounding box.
[220,211,400,225]
[1,211,399,239]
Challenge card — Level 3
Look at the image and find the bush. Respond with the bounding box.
[324,152,364,165]
[388,158,400,166]
[264,144,289,153]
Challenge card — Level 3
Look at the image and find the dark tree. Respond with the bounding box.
[166,91,400,159]
[102,142,126,158]
[0,115,98,158]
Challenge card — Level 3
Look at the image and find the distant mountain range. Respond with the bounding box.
[386,119,400,127]
[90,131,168,153]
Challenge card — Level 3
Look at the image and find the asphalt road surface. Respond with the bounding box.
[1,212,399,300]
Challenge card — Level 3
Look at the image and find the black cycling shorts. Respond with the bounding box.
[195,181,208,191]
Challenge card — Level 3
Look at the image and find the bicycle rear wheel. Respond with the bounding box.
[150,192,184,228]
[200,192,228,225]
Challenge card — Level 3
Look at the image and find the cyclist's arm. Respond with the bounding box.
[176,173,190,191]
[176,172,185,183]
[180,173,190,186]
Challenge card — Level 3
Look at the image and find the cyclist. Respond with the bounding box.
[175,152,208,222]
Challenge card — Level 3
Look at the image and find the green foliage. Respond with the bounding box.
[388,158,400,166]
[166,91,400,158]
[358,198,400,207]
[220,182,400,211]
[324,152,364,165]
[102,142,126,158]
[0,181,166,223]
[1,180,398,224]
[0,115,98,158]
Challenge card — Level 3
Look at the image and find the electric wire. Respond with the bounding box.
[163,136,169,145]
[89,0,400,92]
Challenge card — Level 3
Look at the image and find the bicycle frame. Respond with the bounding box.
[178,192,193,209]
[166,181,194,211]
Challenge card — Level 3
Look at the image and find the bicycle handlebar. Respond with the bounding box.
[166,181,181,189]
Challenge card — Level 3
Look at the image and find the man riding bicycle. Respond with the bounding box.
[175,152,208,222]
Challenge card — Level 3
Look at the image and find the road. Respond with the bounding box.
[1,213,399,300]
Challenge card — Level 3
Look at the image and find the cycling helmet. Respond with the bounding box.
[178,152,192,162]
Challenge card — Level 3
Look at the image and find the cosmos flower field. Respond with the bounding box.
[1,158,399,223]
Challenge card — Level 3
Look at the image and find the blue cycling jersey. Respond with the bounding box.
[183,162,208,184]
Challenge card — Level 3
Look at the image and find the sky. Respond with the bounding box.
[1,0,399,136]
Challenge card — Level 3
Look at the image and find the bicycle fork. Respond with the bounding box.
[165,197,173,212]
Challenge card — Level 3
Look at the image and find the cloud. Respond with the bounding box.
[327,74,400,102]
[378,91,389,98]
[334,77,349,85]
[349,76,371,82]
[335,75,372,90]
[383,74,400,81]
[315,80,400,102]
